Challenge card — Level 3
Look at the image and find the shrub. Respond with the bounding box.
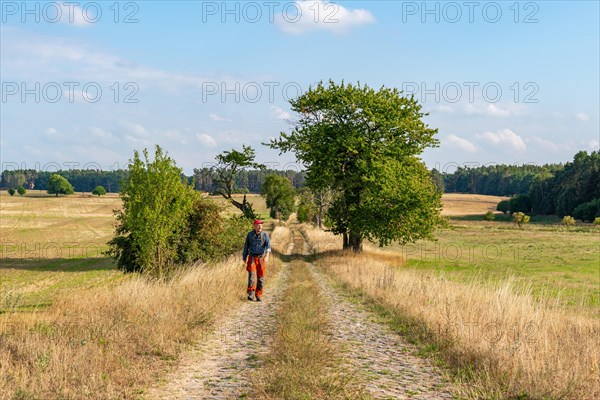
[512,212,530,228]
[484,211,495,221]
[509,194,531,213]
[562,215,576,227]
[572,198,600,222]
[8,188,15,196]
[594,217,600,225]
[496,200,510,214]
[92,185,107,196]
[17,186,26,196]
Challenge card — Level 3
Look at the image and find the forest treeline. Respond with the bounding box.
[3,151,597,220]
[438,151,600,218]
[0,168,305,194]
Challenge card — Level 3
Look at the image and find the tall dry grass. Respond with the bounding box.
[0,226,289,399]
[302,226,599,399]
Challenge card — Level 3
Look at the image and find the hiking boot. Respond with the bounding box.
[255,296,262,302]
[247,295,255,301]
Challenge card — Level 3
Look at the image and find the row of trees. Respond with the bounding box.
[1,167,305,195]
[441,163,563,196]
[494,151,599,221]
[0,169,127,193]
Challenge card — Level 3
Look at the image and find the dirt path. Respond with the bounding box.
[311,265,456,399]
[148,228,457,399]
[146,245,293,399]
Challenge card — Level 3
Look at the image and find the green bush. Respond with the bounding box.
[509,194,531,213]
[92,185,107,196]
[572,198,600,222]
[496,200,510,214]
[8,188,15,196]
[484,211,495,221]
[17,186,26,196]
[594,217,600,225]
[177,198,250,264]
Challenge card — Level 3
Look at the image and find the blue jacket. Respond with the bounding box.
[243,230,271,261]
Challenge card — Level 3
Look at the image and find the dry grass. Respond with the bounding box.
[0,226,289,399]
[302,226,600,399]
[441,193,508,216]
[0,257,246,399]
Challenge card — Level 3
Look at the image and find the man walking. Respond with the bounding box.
[243,219,271,301]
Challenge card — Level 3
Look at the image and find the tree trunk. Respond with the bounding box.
[350,232,363,253]
[342,232,349,249]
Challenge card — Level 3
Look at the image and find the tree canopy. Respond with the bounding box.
[47,174,74,196]
[270,80,445,251]
[261,175,295,220]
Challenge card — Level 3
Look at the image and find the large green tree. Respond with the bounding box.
[261,174,295,220]
[47,174,74,196]
[107,146,195,275]
[210,145,265,219]
[270,81,445,252]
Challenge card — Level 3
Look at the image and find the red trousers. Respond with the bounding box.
[246,256,266,297]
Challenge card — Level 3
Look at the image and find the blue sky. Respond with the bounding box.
[1,0,599,174]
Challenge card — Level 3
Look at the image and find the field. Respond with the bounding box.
[1,190,598,398]
[405,194,600,311]
[0,191,269,312]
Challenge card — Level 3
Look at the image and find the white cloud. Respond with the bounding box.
[124,123,148,136]
[55,2,92,26]
[588,139,599,150]
[91,127,112,138]
[528,136,572,153]
[576,112,590,121]
[276,1,375,35]
[446,134,477,153]
[476,129,526,152]
[196,133,217,147]
[465,103,511,117]
[271,106,291,120]
[437,105,454,113]
[209,113,230,122]
[45,127,59,136]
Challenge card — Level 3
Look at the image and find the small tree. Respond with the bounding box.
[47,174,74,196]
[211,145,265,220]
[594,217,600,225]
[92,185,107,196]
[8,188,15,196]
[484,211,495,221]
[562,215,576,227]
[496,200,510,214]
[17,186,26,196]
[261,175,296,220]
[512,212,530,228]
[107,145,196,276]
[296,188,318,224]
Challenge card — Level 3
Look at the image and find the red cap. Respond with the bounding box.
[253,219,263,225]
